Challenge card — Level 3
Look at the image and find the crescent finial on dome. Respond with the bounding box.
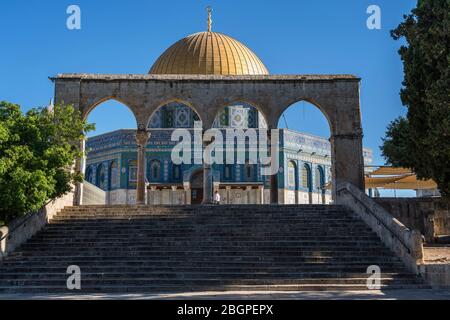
[206,6,213,32]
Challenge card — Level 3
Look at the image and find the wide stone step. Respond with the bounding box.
[57,213,350,217]
[10,248,396,257]
[55,209,349,214]
[23,239,386,246]
[0,276,424,287]
[58,208,348,213]
[17,246,391,254]
[51,219,364,226]
[31,236,381,242]
[42,226,373,233]
[56,209,350,214]
[63,210,349,215]
[0,271,415,280]
[39,226,374,232]
[1,265,407,274]
[35,233,377,240]
[3,251,399,265]
[53,218,355,223]
[2,262,406,271]
[2,257,405,266]
[1,258,405,267]
[56,216,355,221]
[0,263,407,273]
[30,232,376,238]
[52,218,359,223]
[40,228,374,235]
[3,252,402,259]
[47,217,365,223]
[56,214,352,219]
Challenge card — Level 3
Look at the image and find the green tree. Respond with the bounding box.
[0,101,94,223]
[381,0,450,197]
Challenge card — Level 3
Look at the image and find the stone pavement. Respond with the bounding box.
[1,289,450,300]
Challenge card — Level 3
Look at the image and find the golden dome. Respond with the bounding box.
[149,31,269,75]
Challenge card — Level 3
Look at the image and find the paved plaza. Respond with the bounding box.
[1,289,450,300]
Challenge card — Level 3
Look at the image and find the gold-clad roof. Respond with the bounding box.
[149,31,269,75]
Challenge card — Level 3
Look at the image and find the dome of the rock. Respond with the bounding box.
[149,31,269,75]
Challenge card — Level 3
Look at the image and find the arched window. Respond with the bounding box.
[315,166,325,191]
[288,161,296,188]
[224,164,232,180]
[128,160,137,183]
[302,163,312,192]
[150,160,161,181]
[85,166,94,184]
[97,164,106,190]
[245,162,253,180]
[110,161,119,189]
[173,164,181,180]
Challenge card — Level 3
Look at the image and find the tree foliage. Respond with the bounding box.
[381,0,450,197]
[0,101,94,223]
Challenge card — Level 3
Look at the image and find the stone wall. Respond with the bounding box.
[419,264,450,289]
[105,187,333,205]
[82,181,107,205]
[282,189,332,205]
[336,182,423,274]
[0,192,74,260]
[375,198,450,243]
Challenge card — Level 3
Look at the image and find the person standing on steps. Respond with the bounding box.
[213,191,221,205]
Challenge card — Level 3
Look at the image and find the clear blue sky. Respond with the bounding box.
[0,0,416,166]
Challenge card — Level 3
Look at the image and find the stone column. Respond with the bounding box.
[202,137,213,204]
[183,185,191,205]
[74,139,86,206]
[268,130,278,204]
[246,186,252,204]
[330,131,365,200]
[150,186,157,205]
[136,130,150,205]
[226,186,231,204]
[270,177,278,204]
[202,164,213,204]
[258,185,264,204]
[171,186,178,205]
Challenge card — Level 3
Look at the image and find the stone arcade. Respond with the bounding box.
[52,20,368,206]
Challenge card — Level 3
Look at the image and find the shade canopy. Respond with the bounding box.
[382,175,437,190]
[368,166,412,176]
[365,176,406,189]
[325,166,438,191]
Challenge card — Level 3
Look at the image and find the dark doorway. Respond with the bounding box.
[190,170,203,204]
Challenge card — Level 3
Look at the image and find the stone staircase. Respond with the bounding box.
[0,205,427,294]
